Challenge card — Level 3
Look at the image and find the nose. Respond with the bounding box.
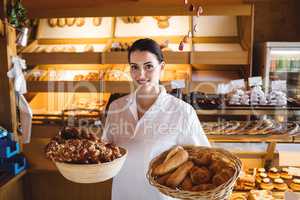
[137,68,146,79]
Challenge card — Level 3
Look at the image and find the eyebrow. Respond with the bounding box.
[129,61,152,65]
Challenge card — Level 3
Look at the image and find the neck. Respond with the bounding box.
[136,84,160,117]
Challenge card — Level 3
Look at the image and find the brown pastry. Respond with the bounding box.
[153,149,189,176]
[268,167,280,179]
[280,167,293,180]
[157,20,169,29]
[190,166,210,184]
[76,18,85,27]
[257,168,266,173]
[165,161,194,188]
[48,18,58,27]
[290,179,300,192]
[156,173,171,185]
[256,172,268,184]
[190,152,212,166]
[134,16,143,23]
[181,176,193,191]
[212,168,234,186]
[66,18,75,26]
[209,159,227,175]
[57,18,66,27]
[259,178,274,190]
[191,184,215,191]
[93,17,102,26]
[273,178,288,191]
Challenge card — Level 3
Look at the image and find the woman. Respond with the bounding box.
[102,38,210,200]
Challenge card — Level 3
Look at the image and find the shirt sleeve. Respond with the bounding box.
[177,106,210,147]
[101,102,116,143]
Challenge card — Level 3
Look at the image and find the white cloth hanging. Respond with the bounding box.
[18,94,32,143]
[7,56,27,95]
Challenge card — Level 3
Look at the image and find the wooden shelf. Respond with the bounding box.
[196,106,300,115]
[208,134,293,143]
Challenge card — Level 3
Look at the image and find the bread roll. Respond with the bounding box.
[48,18,58,27]
[93,17,102,26]
[153,149,189,176]
[163,146,183,163]
[166,161,194,188]
[156,173,171,185]
[190,166,211,184]
[66,18,75,26]
[76,18,85,27]
[57,18,66,27]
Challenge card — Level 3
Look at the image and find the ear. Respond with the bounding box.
[160,61,165,70]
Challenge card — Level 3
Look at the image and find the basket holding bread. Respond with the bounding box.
[147,145,242,200]
[45,127,127,183]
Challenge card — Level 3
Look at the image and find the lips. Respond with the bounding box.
[137,79,150,85]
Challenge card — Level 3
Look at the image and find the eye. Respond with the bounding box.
[144,64,154,71]
[130,65,139,71]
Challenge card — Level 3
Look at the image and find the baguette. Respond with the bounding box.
[153,149,189,176]
[166,161,194,188]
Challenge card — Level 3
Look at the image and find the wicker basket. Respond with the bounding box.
[147,146,242,200]
[55,147,127,184]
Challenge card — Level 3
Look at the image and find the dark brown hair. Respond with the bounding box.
[128,38,164,63]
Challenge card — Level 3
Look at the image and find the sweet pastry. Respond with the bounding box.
[93,17,102,26]
[166,161,194,188]
[249,190,273,200]
[153,149,189,176]
[257,168,266,173]
[268,167,280,179]
[256,172,268,184]
[273,178,288,191]
[259,178,274,190]
[181,176,193,191]
[190,166,210,184]
[230,193,247,200]
[235,172,255,190]
[290,179,300,192]
[280,167,293,180]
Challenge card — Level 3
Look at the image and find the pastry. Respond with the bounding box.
[93,17,102,26]
[190,166,210,184]
[268,167,280,179]
[66,18,75,26]
[76,18,85,27]
[273,178,288,191]
[257,168,266,173]
[290,179,300,191]
[48,18,58,27]
[230,193,247,200]
[213,168,234,186]
[181,176,193,191]
[235,172,255,191]
[191,184,215,191]
[190,152,212,166]
[153,149,189,176]
[157,20,169,29]
[209,159,227,175]
[165,161,194,188]
[256,172,268,184]
[259,178,274,190]
[57,18,66,27]
[280,167,293,180]
[249,190,273,200]
[156,173,171,185]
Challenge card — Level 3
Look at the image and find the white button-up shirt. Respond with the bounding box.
[102,86,210,200]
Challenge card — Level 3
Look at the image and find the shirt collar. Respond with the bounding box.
[126,85,167,121]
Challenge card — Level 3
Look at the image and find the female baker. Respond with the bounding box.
[102,38,210,200]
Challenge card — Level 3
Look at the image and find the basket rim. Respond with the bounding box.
[54,146,128,166]
[147,145,242,195]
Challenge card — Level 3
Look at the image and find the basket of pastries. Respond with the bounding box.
[45,127,127,183]
[147,145,242,200]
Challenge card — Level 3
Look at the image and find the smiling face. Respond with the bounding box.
[129,50,164,87]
